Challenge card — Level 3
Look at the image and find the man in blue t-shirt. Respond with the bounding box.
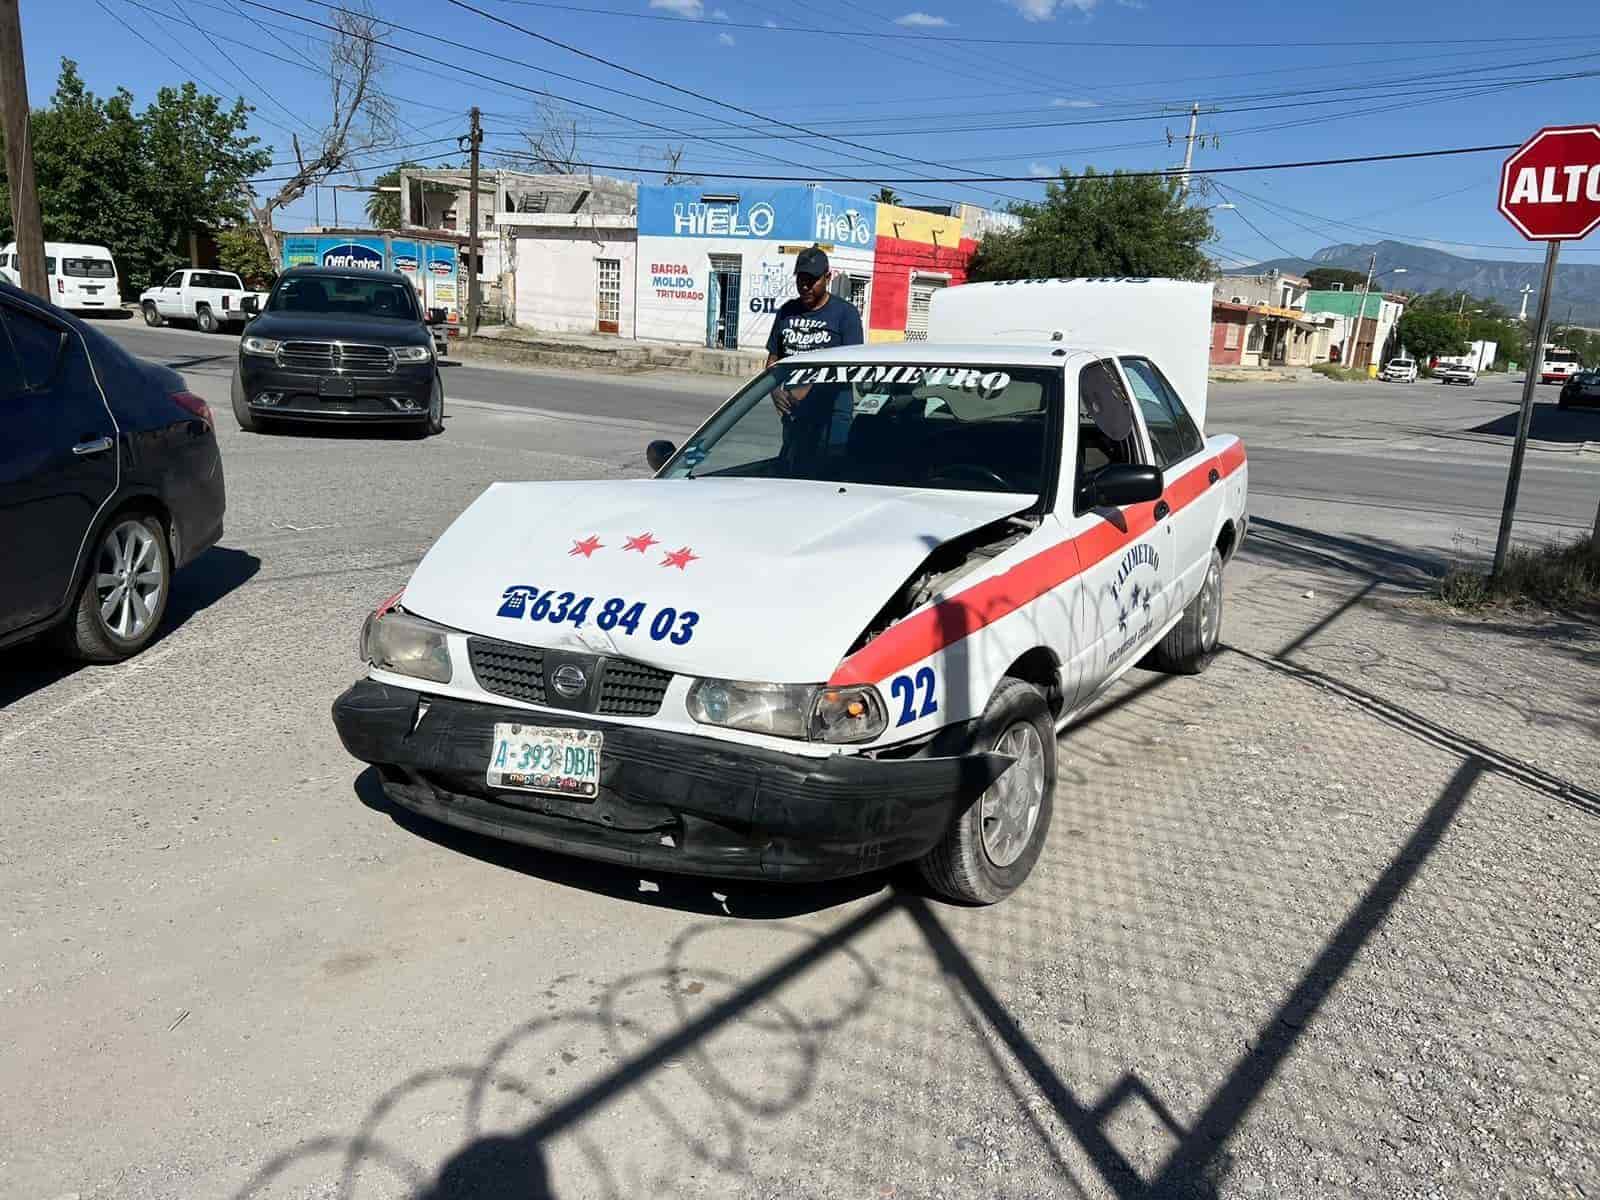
[766,245,863,419]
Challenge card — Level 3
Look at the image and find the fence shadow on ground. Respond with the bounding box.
[1469,402,1600,446]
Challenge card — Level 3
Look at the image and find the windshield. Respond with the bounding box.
[63,257,116,278]
[1546,349,1579,363]
[661,362,1058,496]
[268,274,418,320]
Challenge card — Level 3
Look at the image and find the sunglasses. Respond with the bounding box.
[795,273,822,288]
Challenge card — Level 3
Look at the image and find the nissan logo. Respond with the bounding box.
[551,664,588,698]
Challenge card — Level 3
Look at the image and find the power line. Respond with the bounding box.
[161,0,316,134]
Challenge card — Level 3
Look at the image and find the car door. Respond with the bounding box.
[1051,357,1175,710]
[1119,356,1220,614]
[157,271,187,317]
[0,298,119,632]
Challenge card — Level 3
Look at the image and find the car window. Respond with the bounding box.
[1075,358,1145,508]
[165,272,185,288]
[1119,356,1205,469]
[63,257,116,278]
[44,257,57,274]
[268,275,419,320]
[0,304,26,400]
[192,271,242,289]
[662,363,1059,497]
[1,301,65,391]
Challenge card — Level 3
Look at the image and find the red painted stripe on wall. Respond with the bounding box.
[828,442,1246,685]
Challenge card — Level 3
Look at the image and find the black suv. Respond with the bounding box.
[231,266,446,435]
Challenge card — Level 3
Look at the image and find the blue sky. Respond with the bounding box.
[16,0,1600,264]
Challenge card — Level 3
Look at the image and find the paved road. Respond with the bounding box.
[95,318,1600,561]
[5,322,1598,1199]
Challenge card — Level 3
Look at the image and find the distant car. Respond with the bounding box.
[1380,358,1418,383]
[0,279,225,661]
[1436,362,1477,386]
[140,269,267,333]
[1558,370,1600,411]
[231,266,446,436]
[0,241,120,313]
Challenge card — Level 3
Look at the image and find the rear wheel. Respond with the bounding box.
[1150,547,1224,676]
[231,367,260,433]
[196,306,220,334]
[141,302,164,327]
[917,678,1055,905]
[61,514,171,662]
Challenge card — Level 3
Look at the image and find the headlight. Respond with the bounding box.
[241,335,280,357]
[362,609,452,683]
[687,679,886,743]
[393,345,432,363]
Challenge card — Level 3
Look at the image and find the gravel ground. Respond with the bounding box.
[1,370,1596,1200]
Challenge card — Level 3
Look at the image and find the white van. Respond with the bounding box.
[0,241,121,312]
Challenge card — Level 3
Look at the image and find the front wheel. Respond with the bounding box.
[917,678,1055,905]
[231,367,260,433]
[1150,547,1223,675]
[412,374,444,437]
[61,514,172,662]
[141,302,165,327]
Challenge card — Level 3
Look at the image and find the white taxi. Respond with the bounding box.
[332,279,1249,903]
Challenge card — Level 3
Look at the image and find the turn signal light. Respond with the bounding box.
[171,390,212,429]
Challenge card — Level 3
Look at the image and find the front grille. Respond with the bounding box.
[277,340,395,375]
[466,638,673,717]
[598,658,673,717]
[468,639,546,705]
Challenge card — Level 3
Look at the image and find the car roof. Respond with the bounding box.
[279,265,409,284]
[777,342,1116,368]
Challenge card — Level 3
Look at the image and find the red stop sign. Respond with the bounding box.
[1499,124,1600,241]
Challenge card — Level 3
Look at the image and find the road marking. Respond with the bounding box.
[0,642,183,749]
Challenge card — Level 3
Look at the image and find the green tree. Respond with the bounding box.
[873,187,899,205]
[1305,267,1366,291]
[215,223,276,288]
[2,60,268,297]
[1397,309,1469,363]
[967,168,1214,282]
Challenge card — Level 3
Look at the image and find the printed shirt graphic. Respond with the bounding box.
[766,294,864,357]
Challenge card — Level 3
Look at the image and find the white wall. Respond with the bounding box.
[635,236,874,349]
[512,228,637,337]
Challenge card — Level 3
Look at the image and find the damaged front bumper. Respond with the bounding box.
[331,680,1010,882]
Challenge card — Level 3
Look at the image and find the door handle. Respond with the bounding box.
[72,436,113,456]
[1208,467,1221,485]
[1154,500,1171,521]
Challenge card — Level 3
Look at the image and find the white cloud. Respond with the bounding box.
[894,11,950,26]
[1116,0,1146,7]
[649,0,703,16]
[1051,97,1100,108]
[717,30,736,45]
[1029,162,1054,177]
[1009,0,1097,19]
[711,7,729,16]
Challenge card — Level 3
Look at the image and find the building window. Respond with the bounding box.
[906,275,947,341]
[1246,322,1265,352]
[596,258,621,334]
[1224,322,1240,350]
[848,274,870,315]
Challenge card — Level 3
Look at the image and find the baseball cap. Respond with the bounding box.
[794,246,829,279]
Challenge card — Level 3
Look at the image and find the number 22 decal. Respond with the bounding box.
[890,667,938,726]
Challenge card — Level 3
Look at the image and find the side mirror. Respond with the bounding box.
[645,439,677,472]
[427,307,447,325]
[241,295,259,315]
[1082,463,1163,509]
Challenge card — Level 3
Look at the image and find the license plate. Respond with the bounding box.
[319,377,355,399]
[487,723,602,798]
[83,285,100,294]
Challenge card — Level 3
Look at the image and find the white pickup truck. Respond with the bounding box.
[140,269,267,333]
[332,278,1250,905]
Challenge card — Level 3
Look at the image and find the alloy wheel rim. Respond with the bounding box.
[980,722,1046,868]
[1199,560,1221,651]
[95,521,164,641]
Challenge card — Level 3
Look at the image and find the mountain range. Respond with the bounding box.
[1231,240,1600,329]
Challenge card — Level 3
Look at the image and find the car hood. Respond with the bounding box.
[400,478,1031,683]
[244,311,430,346]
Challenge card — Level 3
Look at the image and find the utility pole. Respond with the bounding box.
[0,0,47,299]
[465,105,483,338]
[1352,251,1377,369]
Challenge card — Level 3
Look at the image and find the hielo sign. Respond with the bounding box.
[1498,124,1600,241]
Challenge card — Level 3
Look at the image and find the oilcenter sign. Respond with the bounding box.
[1497,124,1600,241]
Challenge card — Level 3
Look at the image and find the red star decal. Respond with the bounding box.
[661,546,699,570]
[623,532,659,554]
[569,535,604,558]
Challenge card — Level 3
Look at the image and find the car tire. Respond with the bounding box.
[196,306,219,334]
[917,677,1056,906]
[414,374,445,437]
[231,367,261,433]
[1150,547,1224,676]
[141,302,165,327]
[60,513,172,663]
